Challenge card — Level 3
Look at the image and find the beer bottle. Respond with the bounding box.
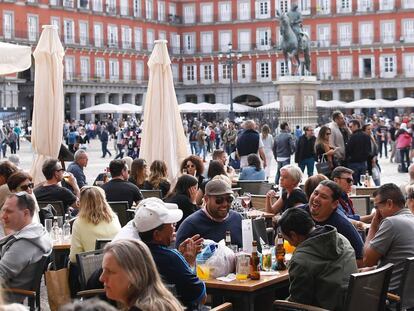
[275,233,286,270]
[250,241,260,280]
[225,230,232,247]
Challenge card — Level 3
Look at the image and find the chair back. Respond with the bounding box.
[344,263,394,311]
[350,195,371,216]
[76,249,105,290]
[250,194,267,211]
[273,300,329,310]
[95,239,112,250]
[140,189,163,199]
[236,181,273,195]
[397,257,414,309]
[252,218,269,252]
[108,201,129,227]
[210,302,233,311]
[38,201,65,217]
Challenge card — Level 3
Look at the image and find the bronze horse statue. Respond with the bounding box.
[277,11,311,76]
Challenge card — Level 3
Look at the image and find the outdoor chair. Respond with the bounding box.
[236,181,273,195]
[350,195,371,216]
[344,263,394,311]
[126,209,136,222]
[76,249,105,291]
[38,201,65,217]
[95,239,112,250]
[211,302,233,311]
[252,217,271,252]
[108,201,129,227]
[273,263,394,311]
[387,257,414,311]
[140,189,163,199]
[1,254,49,311]
[273,300,329,310]
[250,194,267,211]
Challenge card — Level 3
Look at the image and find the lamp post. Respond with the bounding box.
[219,43,241,122]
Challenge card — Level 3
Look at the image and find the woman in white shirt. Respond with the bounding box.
[260,124,274,180]
[69,186,121,263]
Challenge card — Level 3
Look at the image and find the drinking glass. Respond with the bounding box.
[55,216,64,228]
[236,254,250,281]
[241,192,251,209]
[261,246,272,271]
[45,219,53,234]
[350,185,357,196]
[359,175,366,187]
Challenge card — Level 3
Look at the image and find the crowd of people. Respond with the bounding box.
[0,110,413,310]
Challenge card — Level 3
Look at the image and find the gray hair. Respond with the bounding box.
[74,149,88,162]
[280,164,303,184]
[243,120,256,130]
[103,239,183,310]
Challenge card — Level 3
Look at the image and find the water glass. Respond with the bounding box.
[45,219,53,234]
[55,216,64,228]
[350,185,357,196]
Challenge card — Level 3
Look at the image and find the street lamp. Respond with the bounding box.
[219,43,242,122]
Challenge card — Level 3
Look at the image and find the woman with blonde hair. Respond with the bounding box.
[69,186,121,263]
[100,239,183,311]
[143,160,171,198]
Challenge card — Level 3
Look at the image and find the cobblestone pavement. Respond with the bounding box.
[5,138,407,310]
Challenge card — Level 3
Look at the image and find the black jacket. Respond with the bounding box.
[236,129,260,157]
[346,130,371,163]
[295,135,316,163]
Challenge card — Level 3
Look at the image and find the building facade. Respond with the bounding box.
[1,0,414,120]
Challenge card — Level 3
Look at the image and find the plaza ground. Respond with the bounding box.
[12,137,408,187]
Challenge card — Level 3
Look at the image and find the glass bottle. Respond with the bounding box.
[250,241,260,280]
[275,233,286,271]
[225,230,232,247]
[62,216,71,242]
[51,220,62,242]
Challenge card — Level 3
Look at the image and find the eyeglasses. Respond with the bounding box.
[55,168,64,172]
[214,195,234,204]
[338,177,354,184]
[186,164,195,168]
[17,183,34,191]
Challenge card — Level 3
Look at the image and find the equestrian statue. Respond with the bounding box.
[277,5,311,76]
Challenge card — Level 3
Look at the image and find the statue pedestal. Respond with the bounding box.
[274,76,320,129]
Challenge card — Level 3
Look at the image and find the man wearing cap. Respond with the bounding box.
[134,198,206,310]
[176,179,243,248]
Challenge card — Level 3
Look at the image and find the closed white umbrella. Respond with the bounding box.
[79,103,120,114]
[140,40,187,184]
[0,42,31,75]
[30,25,65,185]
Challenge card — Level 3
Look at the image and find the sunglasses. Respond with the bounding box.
[55,168,65,172]
[214,195,234,204]
[339,177,354,184]
[186,164,195,168]
[18,183,34,191]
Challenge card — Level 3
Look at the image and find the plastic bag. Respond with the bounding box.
[197,240,236,279]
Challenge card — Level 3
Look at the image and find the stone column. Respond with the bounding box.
[375,89,382,100]
[70,92,81,120]
[84,93,95,122]
[353,89,361,100]
[332,89,340,100]
[197,94,204,103]
[397,88,405,99]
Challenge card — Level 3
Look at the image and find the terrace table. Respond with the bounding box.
[247,209,275,227]
[205,270,289,311]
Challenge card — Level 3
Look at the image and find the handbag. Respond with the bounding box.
[45,268,71,311]
[316,155,332,177]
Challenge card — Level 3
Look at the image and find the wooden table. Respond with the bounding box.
[205,271,289,311]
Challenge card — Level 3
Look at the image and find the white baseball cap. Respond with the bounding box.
[134,198,183,233]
